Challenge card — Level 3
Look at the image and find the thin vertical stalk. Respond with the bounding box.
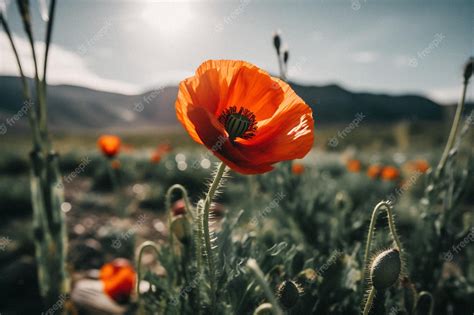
[11,2,69,311]
[106,159,125,216]
[165,184,193,285]
[42,0,56,83]
[194,200,204,314]
[39,0,56,151]
[436,80,469,179]
[0,13,41,150]
[277,53,285,81]
[246,259,284,315]
[202,162,226,311]
[136,241,161,314]
[363,288,376,315]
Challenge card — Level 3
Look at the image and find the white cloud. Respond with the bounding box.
[426,85,473,105]
[394,54,412,67]
[350,51,379,64]
[0,32,141,95]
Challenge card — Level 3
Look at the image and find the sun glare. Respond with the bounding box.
[141,2,194,37]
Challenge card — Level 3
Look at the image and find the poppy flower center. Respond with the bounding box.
[218,106,257,141]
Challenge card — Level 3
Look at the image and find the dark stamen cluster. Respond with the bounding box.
[218,106,257,141]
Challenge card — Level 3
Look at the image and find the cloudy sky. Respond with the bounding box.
[0,0,472,104]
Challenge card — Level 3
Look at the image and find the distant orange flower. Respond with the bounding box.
[346,159,361,172]
[292,163,305,175]
[100,259,136,303]
[381,166,400,181]
[367,164,383,179]
[98,135,121,158]
[150,143,172,164]
[150,152,162,164]
[122,143,135,153]
[175,60,314,174]
[111,160,121,170]
[157,143,172,154]
[406,159,430,173]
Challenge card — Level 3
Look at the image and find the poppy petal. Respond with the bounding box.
[238,101,314,164]
[224,66,284,121]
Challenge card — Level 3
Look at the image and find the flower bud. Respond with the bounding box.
[273,31,281,54]
[370,248,402,290]
[283,49,289,64]
[370,248,401,290]
[277,280,301,309]
[171,199,186,217]
[170,215,191,244]
[463,57,473,83]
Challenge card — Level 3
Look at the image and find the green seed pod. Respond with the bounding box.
[283,49,289,64]
[170,215,191,244]
[370,248,401,290]
[273,31,281,54]
[277,280,301,309]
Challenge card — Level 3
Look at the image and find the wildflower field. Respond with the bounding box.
[0,1,473,315]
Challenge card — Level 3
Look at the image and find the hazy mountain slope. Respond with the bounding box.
[0,76,455,132]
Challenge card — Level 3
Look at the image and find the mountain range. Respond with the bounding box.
[0,75,461,132]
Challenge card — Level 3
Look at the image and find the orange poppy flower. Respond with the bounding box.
[122,143,135,153]
[175,60,314,174]
[150,152,162,164]
[100,258,136,303]
[157,143,172,154]
[98,135,121,158]
[150,143,172,164]
[367,164,382,179]
[346,159,361,173]
[292,162,305,175]
[111,159,121,170]
[381,166,400,181]
[405,159,430,173]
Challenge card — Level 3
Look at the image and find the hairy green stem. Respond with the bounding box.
[195,200,204,281]
[136,241,161,300]
[253,303,274,315]
[363,287,376,315]
[246,259,284,315]
[417,291,434,315]
[202,162,226,311]
[363,201,403,279]
[165,184,192,286]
